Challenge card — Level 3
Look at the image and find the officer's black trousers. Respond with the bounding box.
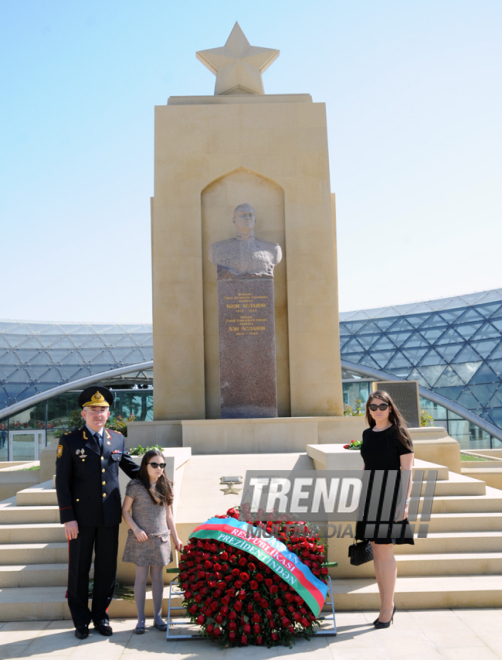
[67,524,119,627]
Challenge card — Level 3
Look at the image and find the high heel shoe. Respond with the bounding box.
[374,605,396,629]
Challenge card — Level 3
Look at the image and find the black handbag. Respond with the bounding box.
[348,540,374,566]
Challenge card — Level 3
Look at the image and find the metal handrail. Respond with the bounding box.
[341,359,502,443]
[0,361,154,420]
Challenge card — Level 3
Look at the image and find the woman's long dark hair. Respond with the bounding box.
[137,449,173,506]
[365,390,413,451]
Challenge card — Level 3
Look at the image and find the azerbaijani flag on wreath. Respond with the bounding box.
[189,517,328,617]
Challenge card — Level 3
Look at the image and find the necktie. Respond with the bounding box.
[95,433,102,452]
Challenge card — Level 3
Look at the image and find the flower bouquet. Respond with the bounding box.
[343,439,362,450]
[177,506,333,647]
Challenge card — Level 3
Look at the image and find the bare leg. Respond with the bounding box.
[134,565,148,628]
[372,544,397,623]
[371,542,384,615]
[150,565,165,626]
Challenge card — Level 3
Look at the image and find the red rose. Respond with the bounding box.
[231,568,240,577]
[196,614,205,624]
[343,444,350,449]
[229,631,236,641]
[321,567,328,575]
[301,617,309,627]
[253,591,261,602]
[252,613,261,623]
[255,573,264,582]
[234,600,243,611]
[293,612,301,621]
[229,611,237,620]
[194,594,202,603]
[215,614,223,624]
[260,600,269,608]
[206,624,213,633]
[256,635,263,645]
[234,580,243,589]
[238,557,247,566]
[271,632,278,641]
[248,562,256,571]
[288,625,295,634]
[237,590,246,600]
[250,581,259,590]
[213,626,221,637]
[281,617,290,628]
[221,606,229,616]
[239,572,250,582]
[189,605,197,614]
[266,610,273,619]
[221,552,229,561]
[265,578,273,587]
[241,634,248,645]
[269,585,279,594]
[229,621,237,631]
[243,623,251,634]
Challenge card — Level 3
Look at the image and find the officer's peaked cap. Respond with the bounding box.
[78,386,114,408]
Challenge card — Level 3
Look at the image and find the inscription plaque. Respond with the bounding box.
[209,203,282,418]
[373,381,420,428]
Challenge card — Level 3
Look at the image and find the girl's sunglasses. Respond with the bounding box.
[148,462,166,469]
[369,403,390,411]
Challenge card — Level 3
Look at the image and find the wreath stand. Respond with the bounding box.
[164,571,337,641]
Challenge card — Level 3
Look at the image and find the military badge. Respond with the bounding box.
[76,448,87,459]
[57,444,63,458]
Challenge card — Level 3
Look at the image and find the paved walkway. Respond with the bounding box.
[0,610,501,659]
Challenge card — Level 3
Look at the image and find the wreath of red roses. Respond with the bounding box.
[178,507,329,647]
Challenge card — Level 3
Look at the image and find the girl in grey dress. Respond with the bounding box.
[122,450,182,633]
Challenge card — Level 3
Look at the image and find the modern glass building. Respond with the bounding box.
[1,288,501,460]
[339,289,502,431]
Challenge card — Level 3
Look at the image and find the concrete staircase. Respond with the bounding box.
[333,462,502,610]
[2,460,502,619]
[0,480,173,621]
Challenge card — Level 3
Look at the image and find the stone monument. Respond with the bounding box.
[138,21,345,449]
[209,203,282,418]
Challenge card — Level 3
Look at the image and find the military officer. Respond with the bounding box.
[55,386,139,639]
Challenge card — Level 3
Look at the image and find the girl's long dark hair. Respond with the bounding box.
[365,390,413,451]
[137,449,173,506]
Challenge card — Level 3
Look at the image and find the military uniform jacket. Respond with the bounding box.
[55,427,139,527]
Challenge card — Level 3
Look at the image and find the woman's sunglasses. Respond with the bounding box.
[368,403,390,411]
[148,462,166,469]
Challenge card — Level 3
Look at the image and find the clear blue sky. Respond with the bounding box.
[1,0,501,323]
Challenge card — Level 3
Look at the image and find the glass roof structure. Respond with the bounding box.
[0,321,153,412]
[1,288,501,431]
[340,289,502,429]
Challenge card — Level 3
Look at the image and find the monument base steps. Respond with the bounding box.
[0,586,180,622]
[462,466,502,490]
[3,453,502,619]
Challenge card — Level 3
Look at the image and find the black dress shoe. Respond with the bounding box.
[94,621,113,636]
[75,625,89,640]
[374,605,396,629]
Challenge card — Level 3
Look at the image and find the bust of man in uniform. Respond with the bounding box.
[209,203,282,278]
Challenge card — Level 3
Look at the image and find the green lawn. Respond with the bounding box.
[460,453,490,462]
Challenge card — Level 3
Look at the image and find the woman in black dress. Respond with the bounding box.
[356,390,414,629]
